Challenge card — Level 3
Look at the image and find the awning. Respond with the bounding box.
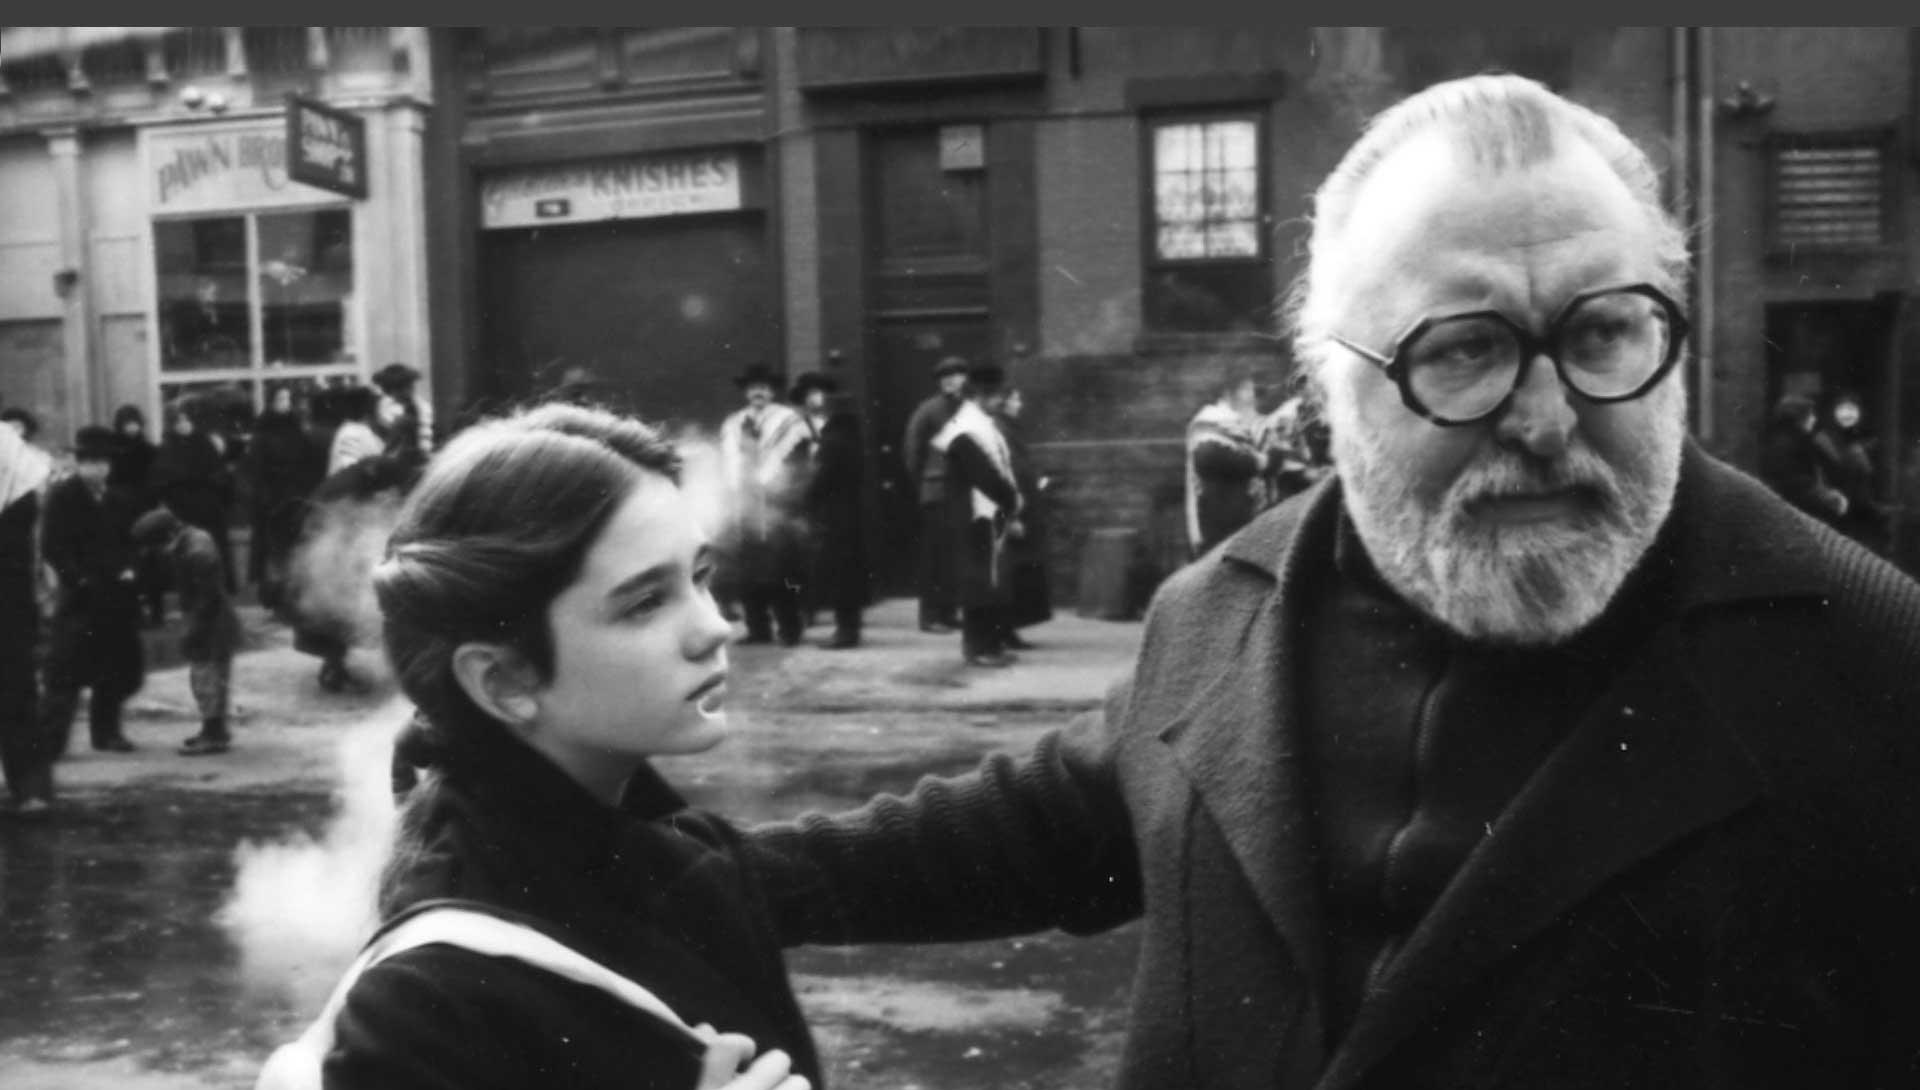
[2,27,182,62]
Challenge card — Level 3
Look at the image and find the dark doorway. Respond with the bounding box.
[479,213,775,432]
[1763,298,1901,501]
[865,124,993,594]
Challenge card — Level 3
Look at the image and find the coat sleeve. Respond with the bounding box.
[947,434,1021,514]
[902,402,932,483]
[177,542,226,643]
[740,694,1144,946]
[38,485,81,588]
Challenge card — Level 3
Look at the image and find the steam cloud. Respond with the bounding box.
[287,491,407,647]
[221,703,408,1016]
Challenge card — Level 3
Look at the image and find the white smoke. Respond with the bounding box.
[669,426,734,541]
[287,492,406,646]
[222,702,408,1016]
[670,423,820,566]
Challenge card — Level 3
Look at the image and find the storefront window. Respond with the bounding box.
[155,207,358,418]
[156,217,253,371]
[259,209,354,365]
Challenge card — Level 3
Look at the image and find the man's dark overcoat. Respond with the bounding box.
[39,475,144,700]
[746,442,1920,1089]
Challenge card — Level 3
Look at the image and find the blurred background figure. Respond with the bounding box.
[289,438,422,696]
[247,387,322,613]
[1184,362,1272,558]
[108,404,167,627]
[152,397,237,593]
[307,387,344,477]
[995,386,1051,651]
[798,375,869,649]
[788,371,834,631]
[1760,392,1850,529]
[1258,393,1334,506]
[327,387,384,475]
[932,362,1022,668]
[39,426,145,756]
[904,356,970,633]
[1,406,41,444]
[0,400,55,814]
[372,362,433,458]
[133,507,240,756]
[1815,389,1889,553]
[719,363,811,646]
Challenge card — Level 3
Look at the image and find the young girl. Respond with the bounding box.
[327,403,816,1090]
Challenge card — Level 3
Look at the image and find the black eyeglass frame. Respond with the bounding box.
[1327,282,1691,426]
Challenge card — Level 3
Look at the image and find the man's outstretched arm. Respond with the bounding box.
[741,696,1143,948]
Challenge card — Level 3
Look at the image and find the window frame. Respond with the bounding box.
[148,203,366,419]
[1138,105,1273,336]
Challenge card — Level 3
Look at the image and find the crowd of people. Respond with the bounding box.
[1759,387,1891,554]
[1184,361,1334,560]
[719,355,1053,667]
[0,361,433,816]
[9,69,1920,1090]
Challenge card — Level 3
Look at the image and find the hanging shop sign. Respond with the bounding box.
[480,151,742,230]
[145,119,344,215]
[286,94,369,199]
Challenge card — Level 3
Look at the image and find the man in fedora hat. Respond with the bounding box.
[903,355,971,633]
[40,426,146,756]
[719,363,812,646]
[790,371,836,440]
[790,372,870,649]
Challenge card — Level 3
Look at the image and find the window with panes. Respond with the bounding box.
[1143,110,1271,334]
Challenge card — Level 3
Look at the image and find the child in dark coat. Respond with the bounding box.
[322,403,815,1090]
[133,507,241,755]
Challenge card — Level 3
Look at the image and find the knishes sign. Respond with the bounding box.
[286,95,368,200]
[480,152,742,229]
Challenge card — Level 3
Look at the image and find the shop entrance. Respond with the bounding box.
[479,213,775,433]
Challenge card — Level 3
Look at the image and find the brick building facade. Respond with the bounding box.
[11,28,1918,600]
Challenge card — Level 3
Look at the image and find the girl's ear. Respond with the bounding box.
[450,642,542,734]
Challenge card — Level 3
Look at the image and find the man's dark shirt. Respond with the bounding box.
[1304,512,1676,1044]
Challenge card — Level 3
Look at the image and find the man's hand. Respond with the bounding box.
[694,1025,810,1090]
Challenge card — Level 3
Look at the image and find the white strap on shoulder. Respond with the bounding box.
[367,906,698,1036]
[256,907,698,1090]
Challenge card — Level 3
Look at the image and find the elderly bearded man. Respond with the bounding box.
[740,74,1920,1089]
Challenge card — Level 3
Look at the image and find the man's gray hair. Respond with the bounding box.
[1287,73,1692,386]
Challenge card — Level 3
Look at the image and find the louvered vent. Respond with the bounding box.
[1772,138,1887,250]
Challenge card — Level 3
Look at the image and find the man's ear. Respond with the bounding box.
[450,642,542,734]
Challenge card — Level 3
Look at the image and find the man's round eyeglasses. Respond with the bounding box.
[1328,283,1690,426]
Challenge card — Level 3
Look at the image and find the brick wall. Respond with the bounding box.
[1011,347,1286,607]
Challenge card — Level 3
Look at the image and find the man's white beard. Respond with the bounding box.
[1330,388,1683,647]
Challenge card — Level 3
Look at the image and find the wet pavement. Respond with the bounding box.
[0,600,1147,1089]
